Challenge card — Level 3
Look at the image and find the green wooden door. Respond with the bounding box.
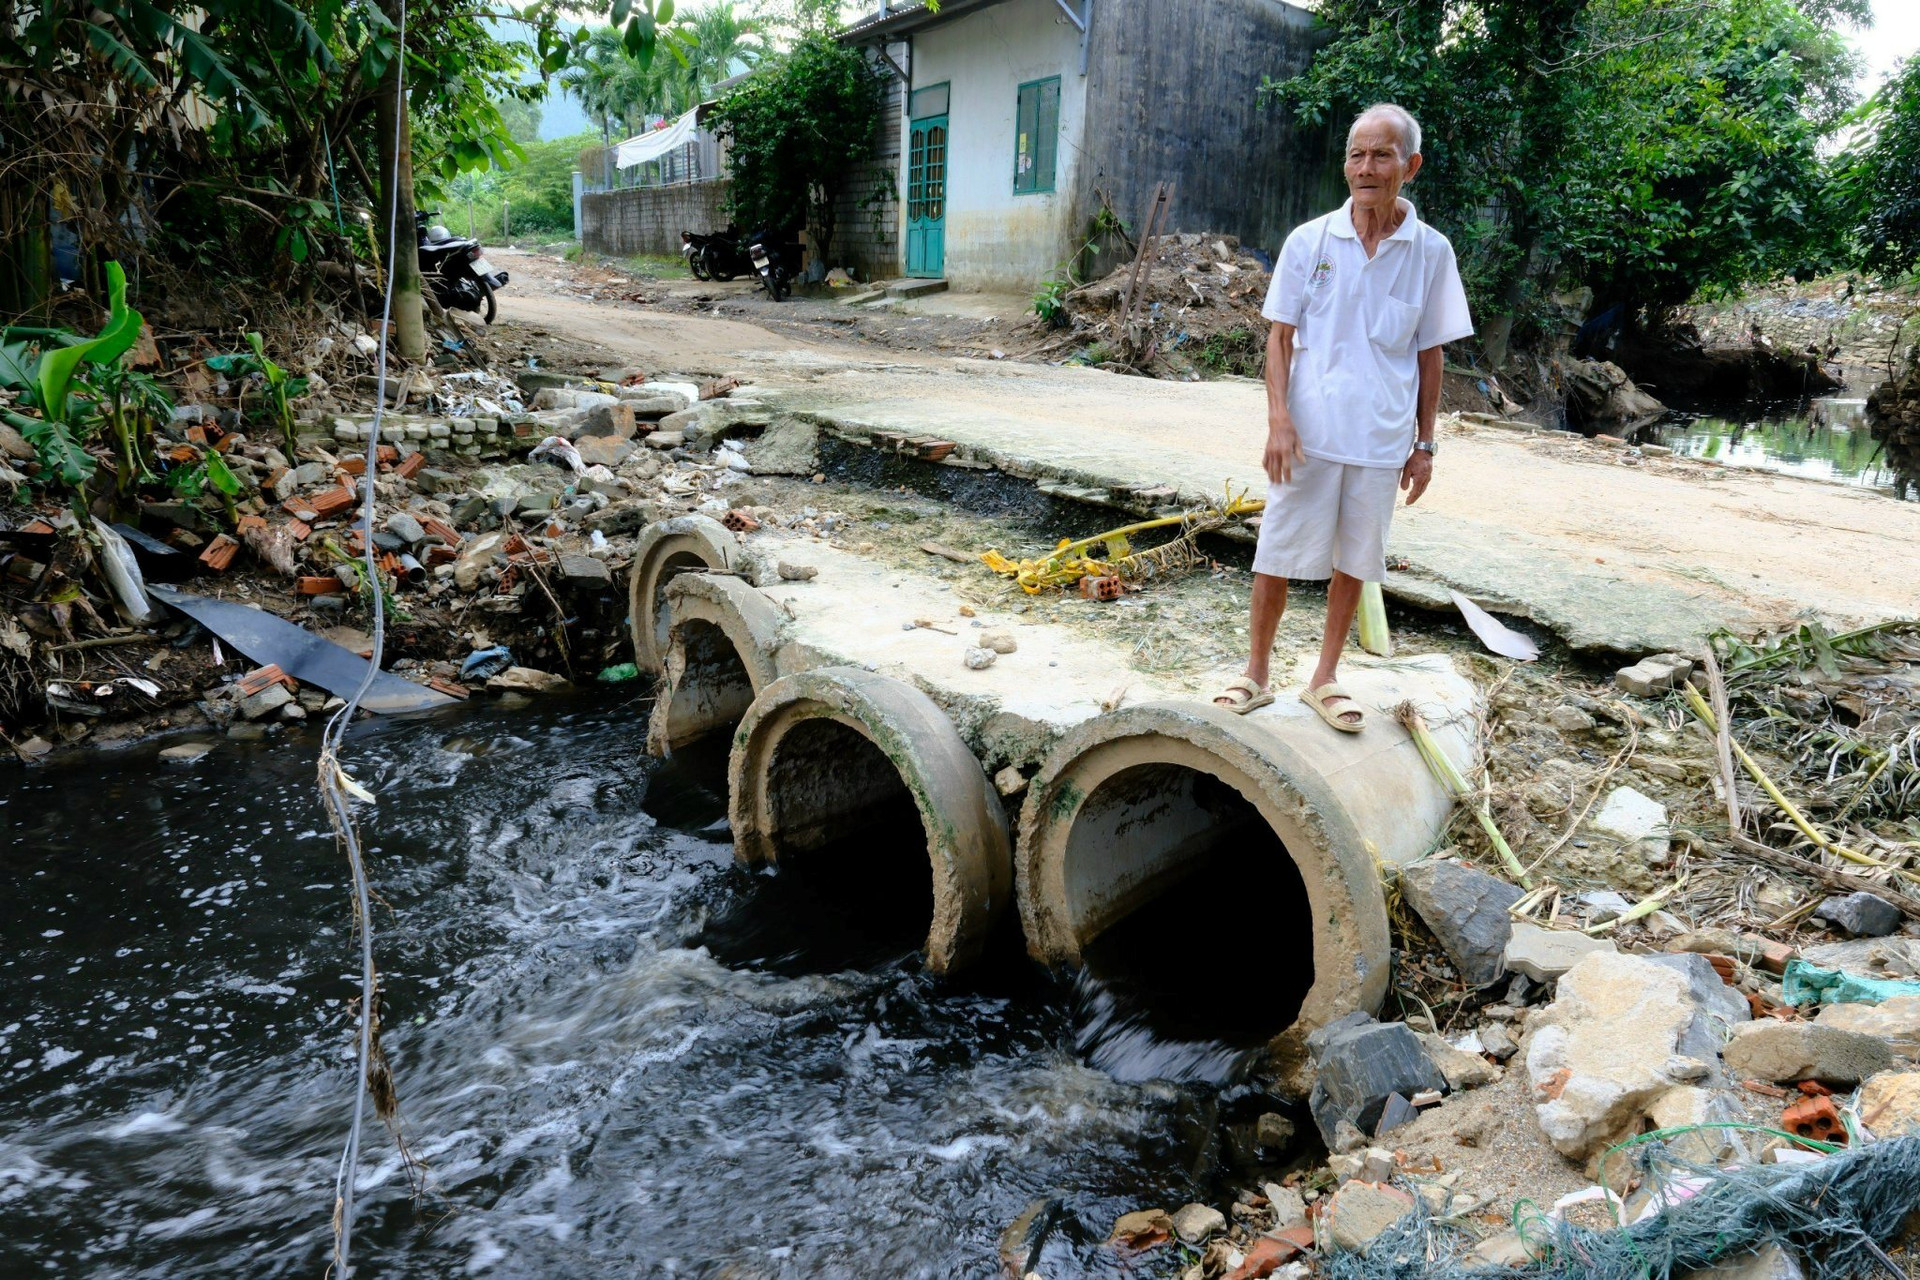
[906,114,947,278]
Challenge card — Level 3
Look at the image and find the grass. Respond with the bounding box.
[621,254,695,280]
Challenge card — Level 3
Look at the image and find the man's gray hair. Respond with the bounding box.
[1348,103,1422,160]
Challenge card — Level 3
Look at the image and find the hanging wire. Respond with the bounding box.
[320,0,406,1271]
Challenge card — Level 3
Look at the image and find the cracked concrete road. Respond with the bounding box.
[497,249,1920,657]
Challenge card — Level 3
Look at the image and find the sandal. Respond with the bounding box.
[1301,682,1366,733]
[1212,676,1274,715]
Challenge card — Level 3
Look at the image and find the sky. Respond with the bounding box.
[1854,0,1920,92]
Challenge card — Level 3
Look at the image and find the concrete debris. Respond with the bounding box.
[1504,921,1617,982]
[1616,652,1695,697]
[1721,1021,1895,1085]
[748,418,821,476]
[1811,891,1902,939]
[1548,704,1597,733]
[556,554,613,588]
[1306,1013,1447,1148]
[1419,1033,1501,1090]
[979,629,1018,655]
[992,765,1027,797]
[1814,995,1920,1054]
[1323,1181,1415,1253]
[238,682,293,720]
[158,742,214,763]
[776,560,819,582]
[1856,1070,1920,1137]
[1170,1202,1226,1244]
[964,646,997,670]
[1399,859,1524,987]
[1526,950,1749,1172]
[1477,1022,1518,1062]
[1588,785,1670,856]
[1264,1182,1307,1231]
[1799,937,1920,982]
[1108,1208,1173,1250]
[1254,1112,1295,1149]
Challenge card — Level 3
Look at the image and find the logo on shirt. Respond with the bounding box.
[1308,258,1334,291]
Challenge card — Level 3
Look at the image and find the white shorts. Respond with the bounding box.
[1251,454,1400,583]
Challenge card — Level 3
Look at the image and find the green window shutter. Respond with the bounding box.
[1035,79,1060,193]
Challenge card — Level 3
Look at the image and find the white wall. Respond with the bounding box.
[906,0,1089,290]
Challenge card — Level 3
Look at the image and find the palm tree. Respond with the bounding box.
[679,3,767,92]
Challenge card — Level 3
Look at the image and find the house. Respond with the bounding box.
[839,0,1341,290]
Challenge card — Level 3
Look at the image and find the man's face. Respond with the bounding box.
[1345,119,1421,213]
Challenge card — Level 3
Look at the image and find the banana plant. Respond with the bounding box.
[0,261,144,503]
[207,332,308,456]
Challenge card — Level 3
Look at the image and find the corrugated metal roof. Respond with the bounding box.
[838,0,1011,42]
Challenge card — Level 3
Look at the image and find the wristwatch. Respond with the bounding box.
[1413,440,1437,456]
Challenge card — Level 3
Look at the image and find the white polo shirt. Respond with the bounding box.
[1261,198,1474,469]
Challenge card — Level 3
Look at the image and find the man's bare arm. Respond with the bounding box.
[1403,344,1443,504]
[1264,322,1302,484]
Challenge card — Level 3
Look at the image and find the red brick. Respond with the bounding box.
[235,664,296,696]
[198,534,240,572]
[418,516,461,547]
[338,455,367,476]
[305,488,355,519]
[394,452,426,480]
[295,576,341,595]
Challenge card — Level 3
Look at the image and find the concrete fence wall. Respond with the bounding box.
[582,181,732,258]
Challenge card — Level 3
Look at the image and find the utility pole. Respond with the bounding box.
[376,0,426,361]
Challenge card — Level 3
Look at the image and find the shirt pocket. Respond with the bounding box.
[1367,296,1422,354]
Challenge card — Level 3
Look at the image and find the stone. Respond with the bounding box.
[1549,705,1597,733]
[1815,994,1920,1055]
[1170,1203,1226,1244]
[280,701,307,721]
[1399,860,1524,986]
[586,500,657,536]
[964,646,997,670]
[454,531,505,592]
[158,742,214,764]
[516,492,558,518]
[583,402,637,440]
[574,435,635,468]
[0,420,36,460]
[557,554,613,588]
[1644,1085,1745,1168]
[1108,1208,1173,1249]
[1478,1022,1517,1061]
[993,765,1027,797]
[1418,1033,1500,1090]
[1504,921,1617,982]
[610,392,687,416]
[1857,1070,1920,1137]
[1812,891,1902,939]
[748,418,821,475]
[980,629,1019,655]
[226,722,269,742]
[415,467,459,495]
[1721,1021,1894,1085]
[777,560,819,582]
[644,430,685,451]
[1799,937,1920,981]
[486,666,570,694]
[1616,653,1694,697]
[291,460,331,489]
[1324,1181,1415,1253]
[384,511,426,545]
[1589,785,1669,853]
[1677,1244,1807,1280]
[239,682,293,720]
[1263,1183,1307,1230]
[1255,1112,1295,1149]
[1526,950,1750,1170]
[1306,1014,1447,1147]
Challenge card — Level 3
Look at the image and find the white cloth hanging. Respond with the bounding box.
[613,108,700,169]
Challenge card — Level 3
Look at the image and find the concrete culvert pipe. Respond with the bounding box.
[729,667,1013,975]
[1015,657,1477,1084]
[628,515,740,676]
[646,573,784,756]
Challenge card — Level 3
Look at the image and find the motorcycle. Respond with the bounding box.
[746,228,797,302]
[416,212,508,324]
[680,228,750,282]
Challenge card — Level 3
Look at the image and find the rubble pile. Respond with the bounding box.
[1027,233,1274,379]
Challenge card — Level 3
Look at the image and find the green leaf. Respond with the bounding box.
[85,27,162,91]
[204,450,244,498]
[35,261,141,422]
[656,0,675,25]
[20,418,95,487]
[610,0,632,22]
[205,353,250,373]
[0,341,36,391]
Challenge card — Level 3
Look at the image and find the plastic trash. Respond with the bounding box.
[528,435,585,475]
[94,523,155,627]
[597,663,640,683]
[1782,957,1920,1006]
[460,646,513,681]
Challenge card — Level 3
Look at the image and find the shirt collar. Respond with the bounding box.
[1330,197,1420,242]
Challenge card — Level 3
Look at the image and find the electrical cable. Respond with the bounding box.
[319,0,406,1272]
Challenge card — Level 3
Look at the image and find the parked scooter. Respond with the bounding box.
[416,211,509,324]
[746,228,796,302]
[680,228,750,282]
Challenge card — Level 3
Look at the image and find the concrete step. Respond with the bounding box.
[886,278,950,300]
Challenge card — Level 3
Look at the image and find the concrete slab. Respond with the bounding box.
[885,278,950,300]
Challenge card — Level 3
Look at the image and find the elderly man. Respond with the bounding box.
[1213,103,1472,731]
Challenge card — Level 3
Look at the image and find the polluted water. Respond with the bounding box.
[0,693,1306,1277]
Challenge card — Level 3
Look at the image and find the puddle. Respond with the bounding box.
[1637,397,1912,496]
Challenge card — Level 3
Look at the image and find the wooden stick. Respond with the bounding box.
[1704,647,1742,841]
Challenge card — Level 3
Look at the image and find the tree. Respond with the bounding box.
[1269,0,1867,339]
[1838,58,1920,276]
[498,95,544,144]
[707,32,883,263]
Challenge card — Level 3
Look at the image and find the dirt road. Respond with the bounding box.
[497,250,1920,655]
